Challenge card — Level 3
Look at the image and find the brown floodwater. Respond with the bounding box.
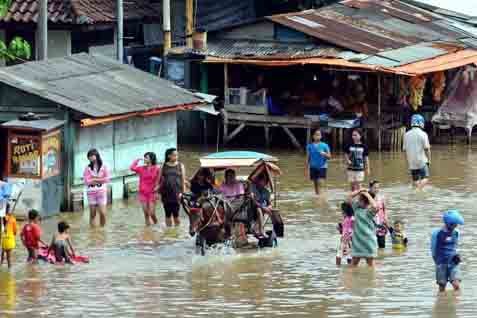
[1,144,477,317]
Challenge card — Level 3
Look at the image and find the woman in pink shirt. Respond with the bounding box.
[83,149,110,227]
[130,152,161,226]
[219,169,244,199]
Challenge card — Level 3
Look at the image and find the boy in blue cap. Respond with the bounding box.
[431,210,464,292]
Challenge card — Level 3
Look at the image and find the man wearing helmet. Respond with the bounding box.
[431,210,464,292]
[403,114,431,190]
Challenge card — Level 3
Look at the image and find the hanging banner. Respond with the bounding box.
[42,131,61,178]
[10,136,41,177]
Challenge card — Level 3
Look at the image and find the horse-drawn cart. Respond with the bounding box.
[181,151,284,255]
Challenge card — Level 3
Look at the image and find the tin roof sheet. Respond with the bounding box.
[0,54,202,118]
[170,39,346,60]
[267,0,475,55]
[2,119,65,131]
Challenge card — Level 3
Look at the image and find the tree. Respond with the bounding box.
[0,0,32,62]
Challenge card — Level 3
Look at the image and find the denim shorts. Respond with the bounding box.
[436,263,460,285]
[411,165,430,181]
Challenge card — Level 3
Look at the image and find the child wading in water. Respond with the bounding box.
[336,202,354,266]
[1,206,17,268]
[306,130,331,195]
[345,129,370,191]
[348,188,378,267]
[49,221,76,263]
[389,220,408,249]
[431,210,463,292]
[21,209,46,263]
[130,152,161,226]
[369,180,388,248]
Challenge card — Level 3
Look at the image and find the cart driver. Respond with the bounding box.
[250,173,273,238]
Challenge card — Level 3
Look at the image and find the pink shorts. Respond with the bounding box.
[87,191,107,206]
[139,192,158,204]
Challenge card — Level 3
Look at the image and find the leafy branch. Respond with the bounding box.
[0,0,32,62]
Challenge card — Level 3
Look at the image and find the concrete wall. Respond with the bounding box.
[73,113,177,201]
[35,30,72,59]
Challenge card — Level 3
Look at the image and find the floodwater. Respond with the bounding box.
[2,144,477,317]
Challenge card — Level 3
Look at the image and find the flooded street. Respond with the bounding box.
[2,144,477,317]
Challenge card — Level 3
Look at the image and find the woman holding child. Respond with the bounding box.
[347,188,378,267]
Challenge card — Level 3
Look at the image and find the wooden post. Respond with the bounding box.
[221,109,229,145]
[264,126,270,148]
[163,0,171,54]
[378,74,382,152]
[186,0,194,48]
[116,0,123,62]
[224,63,229,105]
[37,0,48,60]
[283,127,302,150]
[224,123,245,144]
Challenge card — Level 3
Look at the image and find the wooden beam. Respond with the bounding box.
[226,112,314,126]
[224,123,245,144]
[264,126,270,148]
[282,127,302,150]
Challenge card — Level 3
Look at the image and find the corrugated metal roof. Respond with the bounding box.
[0,0,159,24]
[2,119,65,131]
[0,54,201,118]
[267,0,475,55]
[170,39,346,60]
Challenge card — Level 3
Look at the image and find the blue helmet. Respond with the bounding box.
[411,114,425,128]
[443,210,464,226]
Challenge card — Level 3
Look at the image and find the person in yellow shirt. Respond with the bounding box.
[1,207,17,268]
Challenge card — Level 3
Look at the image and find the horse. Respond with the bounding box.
[181,192,284,255]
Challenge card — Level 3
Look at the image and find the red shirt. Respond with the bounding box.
[21,223,42,249]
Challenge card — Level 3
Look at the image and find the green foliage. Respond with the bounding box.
[0,0,10,18]
[0,0,32,62]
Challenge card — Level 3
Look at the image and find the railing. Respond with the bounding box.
[224,88,267,115]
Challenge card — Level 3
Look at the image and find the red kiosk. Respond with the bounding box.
[2,118,64,218]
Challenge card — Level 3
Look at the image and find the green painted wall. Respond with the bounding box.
[73,113,177,200]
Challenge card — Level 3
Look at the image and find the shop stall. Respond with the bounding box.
[1,119,64,218]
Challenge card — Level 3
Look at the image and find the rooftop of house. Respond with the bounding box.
[0,53,203,118]
[0,0,160,24]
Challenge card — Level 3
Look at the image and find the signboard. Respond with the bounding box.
[10,136,41,177]
[42,131,61,178]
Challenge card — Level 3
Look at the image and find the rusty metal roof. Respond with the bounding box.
[169,39,347,60]
[0,0,160,24]
[267,0,475,55]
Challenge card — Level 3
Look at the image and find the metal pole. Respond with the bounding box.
[37,0,48,60]
[116,0,123,62]
[163,0,171,54]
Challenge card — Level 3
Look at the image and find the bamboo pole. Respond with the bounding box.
[186,0,194,48]
[116,0,123,62]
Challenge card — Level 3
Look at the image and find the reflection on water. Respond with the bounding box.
[2,145,477,317]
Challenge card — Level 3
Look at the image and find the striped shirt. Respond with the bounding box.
[351,202,378,258]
